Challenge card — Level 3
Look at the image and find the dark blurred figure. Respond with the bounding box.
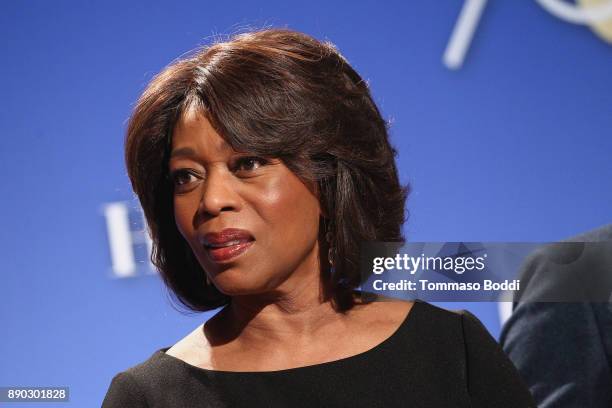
[500,224,612,407]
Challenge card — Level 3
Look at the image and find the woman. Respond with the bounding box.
[103,28,535,407]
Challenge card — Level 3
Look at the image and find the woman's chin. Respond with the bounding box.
[211,276,290,299]
[211,279,268,297]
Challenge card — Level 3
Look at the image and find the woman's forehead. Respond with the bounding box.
[174,107,214,138]
[172,109,234,155]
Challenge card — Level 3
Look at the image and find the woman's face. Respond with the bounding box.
[169,108,323,297]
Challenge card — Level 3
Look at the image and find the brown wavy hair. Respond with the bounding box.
[125,28,410,312]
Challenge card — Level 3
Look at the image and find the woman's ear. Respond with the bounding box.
[319,205,329,219]
[307,180,328,219]
[316,190,329,220]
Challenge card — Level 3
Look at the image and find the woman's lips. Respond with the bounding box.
[205,240,254,262]
[201,228,255,262]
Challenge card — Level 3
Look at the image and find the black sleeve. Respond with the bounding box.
[102,371,149,408]
[460,310,536,408]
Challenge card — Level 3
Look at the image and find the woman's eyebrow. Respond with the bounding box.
[170,147,196,159]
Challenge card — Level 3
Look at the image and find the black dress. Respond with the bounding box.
[102,301,535,407]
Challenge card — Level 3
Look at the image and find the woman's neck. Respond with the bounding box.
[211,292,352,345]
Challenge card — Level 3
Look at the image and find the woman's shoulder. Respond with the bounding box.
[351,298,493,359]
[162,323,209,367]
[409,302,536,407]
[359,299,500,367]
[364,298,477,335]
[104,324,209,402]
[106,347,178,391]
[351,296,414,327]
[102,348,179,407]
[409,301,504,351]
[416,302,503,349]
[103,337,223,407]
[417,300,483,327]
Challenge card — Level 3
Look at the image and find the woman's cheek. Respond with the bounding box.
[173,197,196,241]
[254,176,320,241]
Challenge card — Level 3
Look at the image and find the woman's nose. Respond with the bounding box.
[198,168,241,217]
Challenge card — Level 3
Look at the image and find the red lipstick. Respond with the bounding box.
[201,228,255,262]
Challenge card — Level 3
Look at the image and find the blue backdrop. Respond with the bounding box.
[1,1,611,406]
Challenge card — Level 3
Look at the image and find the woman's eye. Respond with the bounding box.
[171,170,197,187]
[234,156,268,173]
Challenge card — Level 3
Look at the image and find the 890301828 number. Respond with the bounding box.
[0,386,69,402]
